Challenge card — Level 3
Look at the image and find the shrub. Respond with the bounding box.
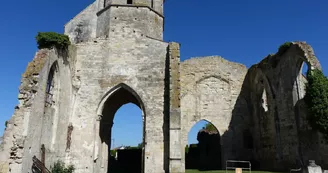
[51,160,75,173]
[277,42,292,56]
[185,145,189,153]
[203,123,218,133]
[304,69,328,141]
[110,150,117,157]
[36,32,71,49]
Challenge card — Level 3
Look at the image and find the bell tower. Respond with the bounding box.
[96,0,165,40]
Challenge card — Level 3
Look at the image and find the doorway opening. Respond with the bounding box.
[99,84,145,173]
[185,120,222,171]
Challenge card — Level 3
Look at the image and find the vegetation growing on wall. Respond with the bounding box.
[277,42,292,56]
[51,160,75,173]
[304,69,328,141]
[36,32,71,49]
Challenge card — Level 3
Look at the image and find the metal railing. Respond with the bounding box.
[226,160,251,173]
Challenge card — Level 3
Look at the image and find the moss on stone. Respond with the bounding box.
[22,51,48,78]
[133,1,148,6]
[155,16,159,25]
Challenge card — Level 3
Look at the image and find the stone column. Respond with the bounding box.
[168,42,184,173]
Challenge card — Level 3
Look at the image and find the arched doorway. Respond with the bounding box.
[185,120,221,171]
[97,84,145,173]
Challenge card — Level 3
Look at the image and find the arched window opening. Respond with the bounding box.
[261,89,269,112]
[45,64,58,107]
[186,120,221,171]
[294,61,309,101]
[127,0,133,4]
[301,62,309,78]
[40,62,59,156]
[99,85,145,173]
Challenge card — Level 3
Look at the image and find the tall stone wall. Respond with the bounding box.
[245,42,327,170]
[180,56,251,169]
[0,48,74,173]
[67,28,169,173]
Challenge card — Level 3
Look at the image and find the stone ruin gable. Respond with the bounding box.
[245,41,326,170]
[179,56,250,168]
[65,29,170,173]
[0,48,74,173]
[0,50,49,173]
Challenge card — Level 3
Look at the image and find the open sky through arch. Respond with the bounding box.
[0,0,327,147]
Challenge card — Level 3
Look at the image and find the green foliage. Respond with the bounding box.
[125,146,139,149]
[110,150,117,157]
[304,69,328,141]
[36,32,71,49]
[202,123,218,133]
[137,142,143,148]
[185,145,189,153]
[277,42,292,56]
[51,160,75,173]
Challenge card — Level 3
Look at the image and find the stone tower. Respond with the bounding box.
[65,0,164,44]
[96,0,164,39]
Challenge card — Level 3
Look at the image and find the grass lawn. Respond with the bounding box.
[186,170,285,173]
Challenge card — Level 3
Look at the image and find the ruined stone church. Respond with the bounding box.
[0,0,327,173]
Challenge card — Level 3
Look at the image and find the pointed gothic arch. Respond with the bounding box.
[40,60,60,153]
[185,119,222,171]
[94,83,146,173]
[45,61,59,107]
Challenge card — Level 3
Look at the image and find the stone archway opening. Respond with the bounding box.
[293,60,311,104]
[185,120,222,171]
[98,84,145,173]
[301,62,309,78]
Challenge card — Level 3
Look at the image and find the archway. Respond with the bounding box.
[98,84,145,173]
[40,61,60,152]
[185,120,221,171]
[294,61,310,102]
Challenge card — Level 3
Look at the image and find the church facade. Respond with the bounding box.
[0,0,327,173]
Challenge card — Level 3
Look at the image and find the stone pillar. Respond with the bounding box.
[168,42,184,173]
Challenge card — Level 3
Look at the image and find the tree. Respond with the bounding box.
[202,123,218,133]
[138,142,143,148]
[304,69,328,141]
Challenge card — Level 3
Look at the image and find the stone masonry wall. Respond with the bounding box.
[66,28,168,173]
[20,48,73,173]
[65,1,98,44]
[180,56,250,168]
[0,48,74,173]
[245,42,327,170]
[0,50,48,173]
[97,5,164,40]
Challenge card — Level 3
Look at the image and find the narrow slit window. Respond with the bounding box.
[127,0,133,4]
[151,0,154,8]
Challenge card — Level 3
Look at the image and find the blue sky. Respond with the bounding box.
[0,0,327,147]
